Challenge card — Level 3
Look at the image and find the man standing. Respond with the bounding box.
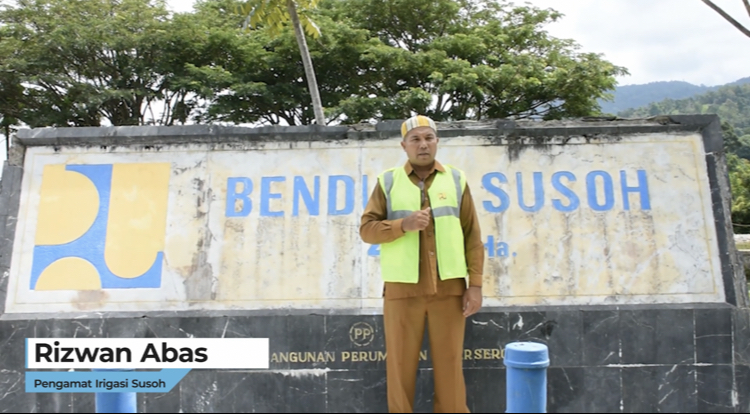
[360,115,485,413]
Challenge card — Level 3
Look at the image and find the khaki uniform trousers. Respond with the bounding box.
[384,294,469,413]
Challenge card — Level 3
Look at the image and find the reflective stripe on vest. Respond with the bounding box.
[382,167,463,220]
[377,165,468,284]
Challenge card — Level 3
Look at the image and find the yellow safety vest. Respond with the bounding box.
[377,165,468,284]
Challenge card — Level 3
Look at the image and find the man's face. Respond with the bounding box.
[401,126,439,166]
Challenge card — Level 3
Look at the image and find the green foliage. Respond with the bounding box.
[619,84,750,137]
[722,121,743,156]
[0,69,23,142]
[0,0,628,127]
[237,0,321,38]
[618,83,750,232]
[600,77,750,115]
[600,81,713,114]
[186,0,363,125]
[726,122,750,234]
[235,0,327,125]
[322,0,628,123]
[0,0,177,127]
[727,153,750,234]
[0,0,236,127]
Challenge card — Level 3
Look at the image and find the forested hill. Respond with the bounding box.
[600,76,750,114]
[617,83,750,138]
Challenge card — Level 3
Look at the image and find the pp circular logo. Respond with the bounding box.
[349,322,375,347]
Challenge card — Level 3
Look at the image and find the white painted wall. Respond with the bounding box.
[5,132,725,314]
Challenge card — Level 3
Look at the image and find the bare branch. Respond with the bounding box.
[701,0,750,38]
[744,0,750,18]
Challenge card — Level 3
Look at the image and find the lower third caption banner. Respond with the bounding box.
[24,338,269,393]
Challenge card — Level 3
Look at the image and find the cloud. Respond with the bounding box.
[526,0,750,86]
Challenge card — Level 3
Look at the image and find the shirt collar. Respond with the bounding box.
[403,160,445,176]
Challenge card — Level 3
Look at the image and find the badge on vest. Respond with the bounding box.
[438,192,447,200]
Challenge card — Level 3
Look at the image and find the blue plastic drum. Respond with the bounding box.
[92,368,136,413]
[503,342,550,413]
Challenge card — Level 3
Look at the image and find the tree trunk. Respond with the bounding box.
[286,0,326,125]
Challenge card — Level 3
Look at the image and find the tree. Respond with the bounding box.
[0,0,166,127]
[701,0,750,38]
[190,0,379,125]
[193,0,627,125]
[0,0,222,127]
[150,1,269,125]
[618,84,750,140]
[727,153,750,233]
[1,0,629,128]
[237,0,326,125]
[618,84,750,231]
[0,70,23,159]
[323,0,628,123]
[0,116,16,160]
[723,121,745,156]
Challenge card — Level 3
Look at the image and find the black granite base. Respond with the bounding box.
[1,304,748,413]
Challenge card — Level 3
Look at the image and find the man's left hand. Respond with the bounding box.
[463,286,482,318]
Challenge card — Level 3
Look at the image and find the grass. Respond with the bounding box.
[737,242,750,250]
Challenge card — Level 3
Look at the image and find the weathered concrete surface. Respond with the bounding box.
[739,250,750,269]
[0,115,748,413]
[2,116,745,315]
[0,305,748,413]
[0,162,22,316]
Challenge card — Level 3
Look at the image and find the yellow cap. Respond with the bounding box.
[401,115,437,137]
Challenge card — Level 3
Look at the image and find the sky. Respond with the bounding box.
[524,0,750,87]
[163,0,750,88]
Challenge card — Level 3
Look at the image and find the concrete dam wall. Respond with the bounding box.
[0,115,748,412]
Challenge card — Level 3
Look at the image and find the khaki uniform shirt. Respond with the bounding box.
[360,160,485,299]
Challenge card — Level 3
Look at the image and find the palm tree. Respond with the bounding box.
[239,0,326,125]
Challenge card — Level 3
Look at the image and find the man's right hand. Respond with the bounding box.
[401,207,431,232]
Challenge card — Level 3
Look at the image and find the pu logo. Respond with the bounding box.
[30,163,171,290]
